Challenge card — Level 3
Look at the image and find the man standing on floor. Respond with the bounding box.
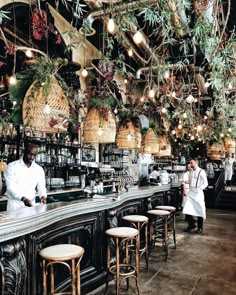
[183,158,208,234]
[4,144,47,211]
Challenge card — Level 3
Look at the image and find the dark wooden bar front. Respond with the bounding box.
[0,184,181,295]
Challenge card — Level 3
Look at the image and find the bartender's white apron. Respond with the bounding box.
[225,166,233,181]
[183,188,206,219]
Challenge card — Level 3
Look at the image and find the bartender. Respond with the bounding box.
[4,144,47,211]
[183,158,208,234]
[223,153,235,190]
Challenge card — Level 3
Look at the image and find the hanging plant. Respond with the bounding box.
[32,8,48,40]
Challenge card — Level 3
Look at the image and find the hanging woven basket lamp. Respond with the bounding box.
[207,143,225,160]
[224,138,236,155]
[142,128,160,154]
[83,108,116,143]
[22,75,70,133]
[116,121,141,149]
[154,136,171,158]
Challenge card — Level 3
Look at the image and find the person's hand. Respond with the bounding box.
[40,196,47,204]
[21,197,33,207]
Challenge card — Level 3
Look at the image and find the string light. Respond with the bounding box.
[161,107,167,114]
[171,130,176,135]
[81,68,88,77]
[171,91,176,97]
[25,49,33,58]
[182,113,187,119]
[186,94,195,104]
[190,135,195,140]
[128,48,133,57]
[178,124,183,130]
[9,75,17,85]
[204,81,210,88]
[148,89,155,98]
[124,79,128,85]
[228,82,233,90]
[133,31,143,44]
[204,115,208,120]
[107,18,115,34]
[197,125,203,132]
[228,127,232,133]
[140,96,144,102]
[164,71,170,80]
[220,133,224,138]
[113,108,118,114]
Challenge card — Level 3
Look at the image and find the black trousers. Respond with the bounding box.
[186,214,203,230]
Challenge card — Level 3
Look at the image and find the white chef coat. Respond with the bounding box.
[149,170,159,179]
[4,158,47,211]
[183,167,208,219]
[224,157,235,181]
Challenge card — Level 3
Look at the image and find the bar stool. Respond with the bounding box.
[39,244,84,295]
[147,209,170,261]
[122,215,149,269]
[156,205,177,249]
[105,227,140,295]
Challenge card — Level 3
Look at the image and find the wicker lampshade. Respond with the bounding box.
[0,162,7,172]
[22,75,70,133]
[207,143,225,160]
[154,136,171,157]
[116,121,141,149]
[83,108,116,143]
[142,128,160,154]
[224,138,236,155]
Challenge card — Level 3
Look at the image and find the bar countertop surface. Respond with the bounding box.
[0,183,181,242]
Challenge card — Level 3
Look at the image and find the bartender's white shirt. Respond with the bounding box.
[189,167,208,191]
[4,158,47,211]
[149,170,159,179]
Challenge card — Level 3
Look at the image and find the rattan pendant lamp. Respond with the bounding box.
[141,128,160,154]
[116,121,141,149]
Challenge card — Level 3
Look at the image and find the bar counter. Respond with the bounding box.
[0,183,181,295]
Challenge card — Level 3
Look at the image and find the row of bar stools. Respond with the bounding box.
[105,227,140,295]
[156,205,177,249]
[122,215,149,269]
[147,209,170,261]
[39,244,84,295]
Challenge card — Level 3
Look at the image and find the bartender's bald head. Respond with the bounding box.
[189,158,199,169]
[23,144,39,166]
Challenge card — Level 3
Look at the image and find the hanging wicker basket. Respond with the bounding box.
[116,121,141,149]
[83,108,116,143]
[22,75,69,132]
[224,138,236,155]
[154,136,171,157]
[142,128,160,154]
[207,143,225,160]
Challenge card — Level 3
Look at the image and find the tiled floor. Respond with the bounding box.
[88,209,236,295]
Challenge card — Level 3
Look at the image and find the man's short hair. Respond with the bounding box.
[24,143,38,154]
[190,158,199,164]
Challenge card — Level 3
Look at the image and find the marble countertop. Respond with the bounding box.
[0,183,181,242]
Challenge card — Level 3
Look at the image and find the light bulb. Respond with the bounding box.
[172,91,176,97]
[183,113,187,119]
[204,115,208,120]
[227,133,230,137]
[204,81,210,88]
[98,127,103,136]
[114,108,118,114]
[194,98,198,103]
[164,71,170,80]
[174,139,177,142]
[25,49,33,58]
[140,96,144,102]
[197,125,202,132]
[161,107,167,114]
[220,133,224,138]
[171,130,176,135]
[127,133,132,141]
[178,124,183,130]
[133,31,143,44]
[228,127,232,133]
[107,18,115,34]
[9,75,17,85]
[190,135,195,140]
[186,94,194,104]
[148,89,155,98]
[124,79,128,85]
[81,68,88,77]
[198,138,202,141]
[188,133,191,136]
[228,82,233,90]
[43,104,51,114]
[128,48,133,57]
[12,100,17,107]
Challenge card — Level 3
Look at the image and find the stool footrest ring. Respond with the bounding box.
[108,264,136,276]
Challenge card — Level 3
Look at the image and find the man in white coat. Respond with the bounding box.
[183,158,208,234]
[4,144,47,211]
[223,153,235,190]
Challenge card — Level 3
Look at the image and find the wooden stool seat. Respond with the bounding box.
[106,227,139,238]
[122,215,148,223]
[147,209,170,216]
[155,205,176,212]
[40,244,84,261]
[122,215,149,269]
[39,244,84,295]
